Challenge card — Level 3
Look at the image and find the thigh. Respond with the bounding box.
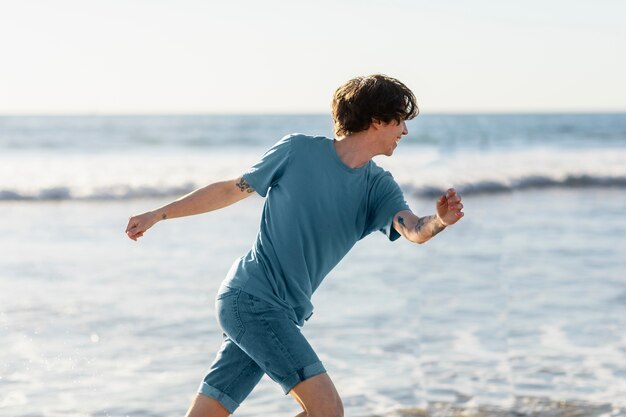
[198,332,265,414]
[231,289,327,395]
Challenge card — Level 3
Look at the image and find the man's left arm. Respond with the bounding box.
[392,188,464,244]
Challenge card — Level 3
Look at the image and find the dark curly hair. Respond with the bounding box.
[331,74,419,137]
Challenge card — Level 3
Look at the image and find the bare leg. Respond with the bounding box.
[289,372,343,417]
[185,393,230,417]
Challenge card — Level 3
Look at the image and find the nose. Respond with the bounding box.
[402,121,408,135]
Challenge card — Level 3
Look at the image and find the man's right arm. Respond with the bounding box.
[125,176,255,241]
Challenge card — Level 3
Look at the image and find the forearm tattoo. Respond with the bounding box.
[236,177,255,193]
[415,215,446,238]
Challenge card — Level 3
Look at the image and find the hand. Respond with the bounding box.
[436,188,464,226]
[125,211,159,241]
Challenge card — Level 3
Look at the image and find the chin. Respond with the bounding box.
[379,146,396,157]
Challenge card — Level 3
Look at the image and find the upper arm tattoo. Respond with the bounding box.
[398,216,406,228]
[235,177,255,193]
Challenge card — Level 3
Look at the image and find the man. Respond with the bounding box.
[125,74,464,417]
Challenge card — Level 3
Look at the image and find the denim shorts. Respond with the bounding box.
[198,286,326,414]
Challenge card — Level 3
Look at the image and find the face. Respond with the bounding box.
[378,119,408,156]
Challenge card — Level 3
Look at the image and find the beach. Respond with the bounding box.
[1,114,625,416]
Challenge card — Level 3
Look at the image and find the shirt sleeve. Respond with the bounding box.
[242,135,293,197]
[364,171,410,241]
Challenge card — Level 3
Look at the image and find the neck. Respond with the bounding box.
[333,131,377,168]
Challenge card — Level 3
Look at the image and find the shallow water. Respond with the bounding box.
[1,187,625,417]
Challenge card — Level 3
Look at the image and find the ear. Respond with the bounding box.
[370,118,383,129]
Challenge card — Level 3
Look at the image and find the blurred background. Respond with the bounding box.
[1,1,625,417]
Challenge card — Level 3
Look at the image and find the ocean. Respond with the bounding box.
[1,114,625,417]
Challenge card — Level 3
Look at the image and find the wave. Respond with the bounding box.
[2,146,625,202]
[1,175,625,202]
[405,174,626,198]
[0,184,198,201]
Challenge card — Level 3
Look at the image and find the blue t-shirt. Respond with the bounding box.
[218,134,410,326]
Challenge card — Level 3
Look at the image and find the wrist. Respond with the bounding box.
[435,214,448,228]
[152,209,166,223]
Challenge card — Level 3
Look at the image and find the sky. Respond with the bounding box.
[0,0,625,114]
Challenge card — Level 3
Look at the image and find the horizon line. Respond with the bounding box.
[1,110,626,117]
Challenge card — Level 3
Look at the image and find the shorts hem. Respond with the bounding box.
[280,361,327,395]
[198,382,239,414]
